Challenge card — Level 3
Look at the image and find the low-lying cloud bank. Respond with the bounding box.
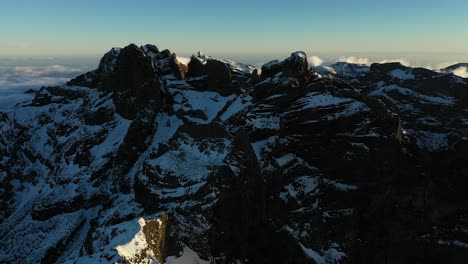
[337,56,370,65]
[308,55,411,67]
[379,59,410,66]
[0,65,83,90]
[308,56,324,67]
[307,55,468,78]
[452,67,468,78]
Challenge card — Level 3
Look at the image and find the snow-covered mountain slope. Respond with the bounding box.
[1,44,468,263]
[360,62,468,152]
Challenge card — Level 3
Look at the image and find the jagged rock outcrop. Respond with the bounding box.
[1,44,468,264]
[187,54,207,78]
[104,44,162,119]
[261,51,313,80]
[67,47,121,88]
[205,59,236,96]
[186,53,250,96]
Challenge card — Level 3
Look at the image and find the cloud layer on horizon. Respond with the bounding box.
[308,56,324,66]
[306,55,414,67]
[0,65,83,90]
[452,66,468,78]
[333,56,410,66]
[305,55,468,79]
[337,56,369,65]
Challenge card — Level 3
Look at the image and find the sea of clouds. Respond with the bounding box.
[0,64,85,110]
[308,55,409,68]
[0,64,83,91]
[0,56,96,110]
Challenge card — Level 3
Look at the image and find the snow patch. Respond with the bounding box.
[247,115,281,130]
[251,136,277,161]
[0,91,35,111]
[437,240,468,248]
[169,89,235,124]
[176,56,191,66]
[370,84,455,105]
[220,95,252,121]
[389,69,415,80]
[115,218,156,262]
[276,153,296,166]
[166,246,209,264]
[414,131,448,152]
[300,243,346,264]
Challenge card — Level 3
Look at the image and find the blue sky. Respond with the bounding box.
[0,0,467,56]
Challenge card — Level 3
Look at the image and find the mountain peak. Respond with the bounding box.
[261,51,313,80]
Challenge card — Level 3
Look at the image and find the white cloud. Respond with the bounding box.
[332,57,411,67]
[379,59,410,67]
[435,62,459,70]
[337,56,369,65]
[308,56,324,66]
[0,65,83,90]
[452,67,468,78]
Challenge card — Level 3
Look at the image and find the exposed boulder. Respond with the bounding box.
[251,69,261,84]
[206,59,237,96]
[187,55,207,77]
[186,55,241,95]
[142,44,159,54]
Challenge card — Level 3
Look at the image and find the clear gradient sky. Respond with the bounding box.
[0,0,467,56]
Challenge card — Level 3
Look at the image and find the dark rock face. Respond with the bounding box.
[261,51,313,81]
[370,61,408,72]
[1,46,468,263]
[211,131,266,260]
[187,55,207,77]
[67,47,121,88]
[105,44,162,119]
[97,47,122,76]
[186,56,240,95]
[84,106,114,126]
[115,105,159,192]
[143,44,159,54]
[206,59,236,96]
[170,54,187,79]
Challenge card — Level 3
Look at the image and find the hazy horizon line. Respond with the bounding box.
[1,50,467,57]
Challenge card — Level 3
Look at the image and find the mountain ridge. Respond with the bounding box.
[1,43,468,263]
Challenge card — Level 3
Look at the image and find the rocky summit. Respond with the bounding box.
[1,44,468,264]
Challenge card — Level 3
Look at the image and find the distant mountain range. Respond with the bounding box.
[1,44,468,263]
